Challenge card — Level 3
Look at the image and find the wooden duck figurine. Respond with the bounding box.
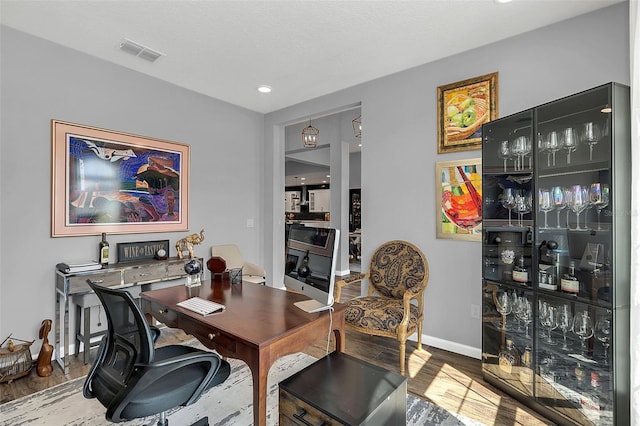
[36,319,53,377]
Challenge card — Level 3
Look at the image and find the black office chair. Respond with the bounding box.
[83,280,230,425]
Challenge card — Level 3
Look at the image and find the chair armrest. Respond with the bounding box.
[149,325,161,343]
[243,261,265,277]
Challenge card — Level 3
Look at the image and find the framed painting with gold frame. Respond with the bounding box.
[51,120,190,237]
[437,72,498,153]
[436,158,482,241]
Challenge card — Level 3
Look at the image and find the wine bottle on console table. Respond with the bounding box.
[99,233,109,266]
[297,251,311,278]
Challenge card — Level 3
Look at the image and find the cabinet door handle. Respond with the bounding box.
[158,308,168,314]
[208,332,218,340]
[139,273,151,277]
[293,409,328,426]
[93,279,104,284]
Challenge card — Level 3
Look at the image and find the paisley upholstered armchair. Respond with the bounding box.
[345,240,429,375]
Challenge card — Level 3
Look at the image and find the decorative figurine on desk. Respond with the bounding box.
[175,229,205,259]
[184,259,202,287]
[36,319,53,377]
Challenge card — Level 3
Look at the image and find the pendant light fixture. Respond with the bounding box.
[302,119,319,148]
[352,115,362,138]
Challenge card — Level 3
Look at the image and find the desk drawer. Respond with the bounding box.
[124,264,167,284]
[68,271,122,294]
[180,317,237,355]
[146,300,178,327]
[166,260,190,278]
[280,389,340,425]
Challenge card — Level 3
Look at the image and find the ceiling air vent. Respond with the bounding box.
[119,38,164,62]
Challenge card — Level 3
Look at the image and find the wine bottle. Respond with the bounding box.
[538,240,558,290]
[99,233,109,266]
[519,346,533,384]
[512,255,529,284]
[297,250,311,278]
[499,339,521,374]
[561,261,580,295]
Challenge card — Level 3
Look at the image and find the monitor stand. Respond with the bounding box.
[294,299,333,313]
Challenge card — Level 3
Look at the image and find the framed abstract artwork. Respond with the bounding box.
[51,120,190,237]
[437,72,498,153]
[436,158,482,241]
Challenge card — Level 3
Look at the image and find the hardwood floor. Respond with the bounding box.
[1,280,554,425]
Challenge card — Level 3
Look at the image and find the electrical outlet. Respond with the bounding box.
[470,304,481,319]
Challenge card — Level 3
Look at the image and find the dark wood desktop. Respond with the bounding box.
[140,279,346,426]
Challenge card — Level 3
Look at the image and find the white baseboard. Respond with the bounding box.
[408,332,481,360]
[336,269,351,277]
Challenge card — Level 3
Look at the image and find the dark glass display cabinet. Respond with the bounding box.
[481,83,630,425]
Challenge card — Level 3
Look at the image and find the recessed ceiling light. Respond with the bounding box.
[495,0,512,3]
[257,85,272,93]
[326,175,330,178]
[300,177,306,180]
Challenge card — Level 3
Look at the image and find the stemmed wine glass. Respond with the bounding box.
[511,136,527,171]
[498,140,511,172]
[590,183,610,230]
[557,303,573,351]
[582,122,601,161]
[538,188,554,229]
[501,188,517,226]
[511,290,523,332]
[572,311,594,356]
[551,186,566,228]
[496,292,512,330]
[515,190,532,227]
[524,136,532,169]
[515,297,533,338]
[570,185,590,231]
[563,187,574,228]
[562,127,579,164]
[546,131,560,166]
[595,316,611,365]
[540,303,559,345]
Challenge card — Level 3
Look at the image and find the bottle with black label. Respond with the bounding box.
[561,261,580,295]
[99,233,109,266]
[538,240,558,290]
[512,255,529,284]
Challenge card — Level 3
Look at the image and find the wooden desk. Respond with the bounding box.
[140,280,346,426]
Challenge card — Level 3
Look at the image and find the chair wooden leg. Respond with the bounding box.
[399,340,406,375]
[417,321,423,351]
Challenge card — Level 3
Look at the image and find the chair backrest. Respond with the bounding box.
[211,244,244,269]
[83,281,155,408]
[368,240,429,299]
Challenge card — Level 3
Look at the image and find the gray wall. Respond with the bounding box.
[264,3,630,357]
[0,3,629,360]
[0,27,264,349]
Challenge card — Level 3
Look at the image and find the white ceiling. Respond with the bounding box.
[0,0,623,114]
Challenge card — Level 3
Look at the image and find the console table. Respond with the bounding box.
[54,257,202,374]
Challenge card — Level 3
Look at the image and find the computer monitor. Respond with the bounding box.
[284,225,340,313]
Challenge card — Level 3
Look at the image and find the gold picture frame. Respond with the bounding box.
[51,120,190,237]
[437,72,498,153]
[436,158,482,241]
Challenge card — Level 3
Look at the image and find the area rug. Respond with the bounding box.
[0,347,476,425]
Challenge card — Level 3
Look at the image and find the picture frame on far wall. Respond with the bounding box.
[51,120,190,237]
[437,72,498,154]
[436,158,482,241]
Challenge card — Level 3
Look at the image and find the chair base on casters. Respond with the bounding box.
[156,412,208,426]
